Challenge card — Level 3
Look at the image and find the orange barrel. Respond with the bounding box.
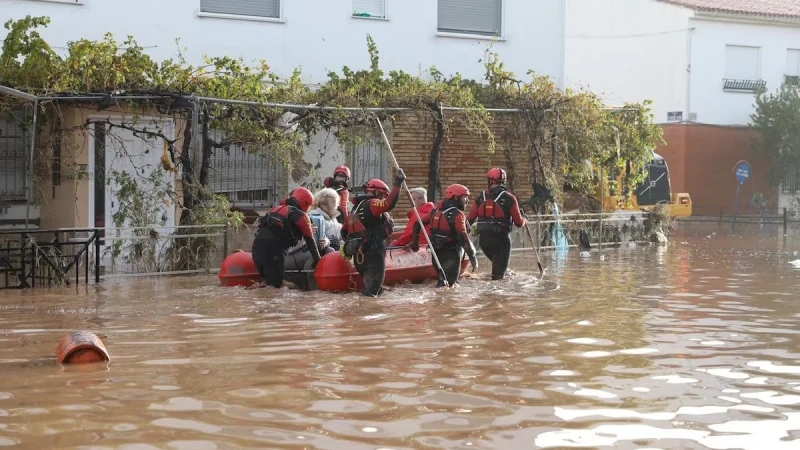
[56,331,110,364]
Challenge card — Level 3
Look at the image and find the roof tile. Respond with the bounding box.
[659,0,800,19]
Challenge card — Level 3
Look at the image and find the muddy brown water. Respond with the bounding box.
[2,227,800,449]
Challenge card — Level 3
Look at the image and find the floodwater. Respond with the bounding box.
[2,226,800,449]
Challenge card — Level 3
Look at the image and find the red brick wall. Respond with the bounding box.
[656,124,777,215]
[390,113,545,218]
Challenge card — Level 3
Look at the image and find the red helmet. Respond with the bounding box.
[445,184,470,199]
[289,187,314,211]
[487,168,507,184]
[364,179,390,197]
[334,165,351,181]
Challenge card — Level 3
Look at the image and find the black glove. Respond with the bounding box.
[393,169,406,187]
[468,252,478,272]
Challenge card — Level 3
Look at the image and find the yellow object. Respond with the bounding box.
[160,140,177,174]
[592,156,692,218]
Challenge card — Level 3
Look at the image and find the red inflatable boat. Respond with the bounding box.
[218,245,469,291]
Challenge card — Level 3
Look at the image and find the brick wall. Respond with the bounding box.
[656,123,778,215]
[390,113,548,219]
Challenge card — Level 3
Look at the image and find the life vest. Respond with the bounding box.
[475,189,513,232]
[259,205,301,243]
[343,200,394,241]
[429,207,460,247]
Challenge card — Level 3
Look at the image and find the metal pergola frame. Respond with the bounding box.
[0,83,637,230]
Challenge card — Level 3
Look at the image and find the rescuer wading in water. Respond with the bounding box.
[340,169,406,297]
[251,187,321,288]
[466,168,526,280]
[409,183,478,287]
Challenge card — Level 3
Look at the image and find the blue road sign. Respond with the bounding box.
[734,160,750,185]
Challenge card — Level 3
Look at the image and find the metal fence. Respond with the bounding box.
[0,224,229,287]
[206,129,284,208]
[0,229,100,289]
[393,211,657,254]
[678,206,800,233]
[0,112,28,200]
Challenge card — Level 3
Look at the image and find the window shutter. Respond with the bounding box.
[724,45,760,80]
[438,0,501,36]
[787,49,800,77]
[201,0,280,18]
[353,0,384,17]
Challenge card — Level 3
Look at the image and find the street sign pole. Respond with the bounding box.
[732,160,751,232]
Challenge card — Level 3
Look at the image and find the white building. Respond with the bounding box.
[2,0,567,86]
[1,0,570,227]
[567,0,800,126]
[566,0,800,212]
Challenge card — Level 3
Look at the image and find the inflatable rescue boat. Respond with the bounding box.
[218,245,469,292]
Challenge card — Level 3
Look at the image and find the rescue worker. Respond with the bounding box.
[341,169,406,297]
[466,168,526,280]
[252,187,321,288]
[409,184,478,287]
[390,187,435,247]
[323,165,351,224]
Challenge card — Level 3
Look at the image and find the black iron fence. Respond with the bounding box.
[0,229,100,289]
[678,205,800,233]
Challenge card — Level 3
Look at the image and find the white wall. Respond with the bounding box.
[688,16,800,125]
[565,0,693,124]
[2,0,566,87]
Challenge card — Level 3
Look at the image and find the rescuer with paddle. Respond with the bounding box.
[467,168,526,280]
[409,184,478,287]
[340,170,405,297]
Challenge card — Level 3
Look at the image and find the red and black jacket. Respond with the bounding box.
[466,186,525,232]
[341,187,401,242]
[258,202,322,261]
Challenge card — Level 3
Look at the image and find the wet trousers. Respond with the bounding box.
[478,231,511,280]
[353,238,386,297]
[432,245,464,287]
[252,227,288,288]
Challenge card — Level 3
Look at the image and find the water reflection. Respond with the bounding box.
[0,226,800,448]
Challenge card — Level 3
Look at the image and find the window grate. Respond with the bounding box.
[723,79,766,92]
[785,75,800,86]
[0,113,28,201]
[782,168,800,194]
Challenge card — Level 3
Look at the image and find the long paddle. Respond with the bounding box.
[374,118,450,287]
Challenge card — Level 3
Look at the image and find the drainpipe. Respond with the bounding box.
[561,0,569,89]
[25,99,39,230]
[685,27,695,122]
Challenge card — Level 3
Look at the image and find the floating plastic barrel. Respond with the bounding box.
[218,251,261,287]
[56,331,110,365]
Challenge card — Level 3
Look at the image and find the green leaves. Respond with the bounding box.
[0,16,662,214]
[751,82,800,186]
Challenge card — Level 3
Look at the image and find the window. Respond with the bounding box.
[438,0,502,37]
[353,0,385,18]
[0,114,27,201]
[786,49,800,86]
[667,111,683,122]
[723,45,763,91]
[348,132,387,193]
[782,167,800,194]
[200,0,280,19]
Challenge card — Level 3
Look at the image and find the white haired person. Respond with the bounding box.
[308,187,343,254]
[390,187,435,247]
